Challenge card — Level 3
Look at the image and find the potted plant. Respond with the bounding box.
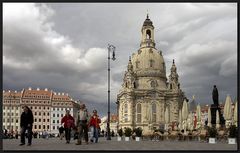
[124,127,132,141]
[207,127,217,144]
[228,125,237,144]
[134,127,143,141]
[117,128,123,141]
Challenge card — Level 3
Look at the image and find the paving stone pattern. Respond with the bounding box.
[2,137,237,150]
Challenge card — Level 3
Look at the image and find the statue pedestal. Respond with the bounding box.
[210,104,225,126]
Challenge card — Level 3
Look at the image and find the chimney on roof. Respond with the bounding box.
[45,88,48,91]
[29,87,32,90]
[37,88,40,91]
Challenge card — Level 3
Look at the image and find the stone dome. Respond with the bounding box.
[131,47,166,78]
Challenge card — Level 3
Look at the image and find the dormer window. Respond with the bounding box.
[150,59,154,68]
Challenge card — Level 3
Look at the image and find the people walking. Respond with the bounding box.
[61,110,75,144]
[59,126,65,140]
[19,105,34,146]
[89,110,101,143]
[75,104,89,145]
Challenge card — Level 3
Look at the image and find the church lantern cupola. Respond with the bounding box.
[140,14,156,48]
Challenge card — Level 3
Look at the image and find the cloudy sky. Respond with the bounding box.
[3,3,237,117]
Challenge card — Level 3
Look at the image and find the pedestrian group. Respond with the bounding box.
[19,103,102,146]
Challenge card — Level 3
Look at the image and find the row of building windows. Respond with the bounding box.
[52,114,64,118]
[23,100,50,104]
[34,125,50,130]
[52,120,60,123]
[3,106,51,110]
[3,119,18,123]
[3,100,20,104]
[3,113,19,116]
[34,112,50,116]
[52,126,59,130]
[24,95,50,99]
[34,118,50,122]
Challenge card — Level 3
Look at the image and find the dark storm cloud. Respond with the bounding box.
[3,3,237,117]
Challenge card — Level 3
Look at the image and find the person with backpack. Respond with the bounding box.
[61,110,75,144]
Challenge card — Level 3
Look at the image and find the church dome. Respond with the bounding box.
[131,48,166,78]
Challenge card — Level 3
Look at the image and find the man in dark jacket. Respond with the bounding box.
[19,105,34,146]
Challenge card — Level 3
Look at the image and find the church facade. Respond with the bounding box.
[117,15,185,134]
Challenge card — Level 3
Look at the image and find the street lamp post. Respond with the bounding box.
[107,44,116,140]
[9,93,12,131]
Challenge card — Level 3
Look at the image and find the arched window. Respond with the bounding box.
[124,103,128,122]
[136,103,141,123]
[152,103,156,122]
[146,29,151,39]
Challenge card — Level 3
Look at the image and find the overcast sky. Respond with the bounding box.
[3,3,237,117]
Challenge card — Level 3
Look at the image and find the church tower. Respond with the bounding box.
[140,14,156,48]
[117,15,185,134]
[168,59,180,90]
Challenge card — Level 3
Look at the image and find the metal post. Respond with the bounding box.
[9,93,11,131]
[107,44,116,140]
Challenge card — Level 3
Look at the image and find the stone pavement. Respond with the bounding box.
[2,137,237,150]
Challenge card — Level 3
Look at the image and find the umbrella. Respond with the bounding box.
[178,109,182,130]
[196,104,202,129]
[224,95,233,120]
[207,106,212,127]
[234,101,238,127]
[216,110,220,129]
[164,106,170,131]
[182,99,189,121]
[224,95,233,128]
[187,113,193,130]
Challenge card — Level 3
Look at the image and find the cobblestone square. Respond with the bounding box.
[3,137,238,150]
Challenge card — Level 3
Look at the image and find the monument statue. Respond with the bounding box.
[212,85,219,106]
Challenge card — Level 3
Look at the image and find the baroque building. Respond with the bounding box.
[117,15,185,134]
[2,87,80,135]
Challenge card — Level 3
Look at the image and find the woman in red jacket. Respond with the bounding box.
[61,110,75,144]
[89,110,101,143]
